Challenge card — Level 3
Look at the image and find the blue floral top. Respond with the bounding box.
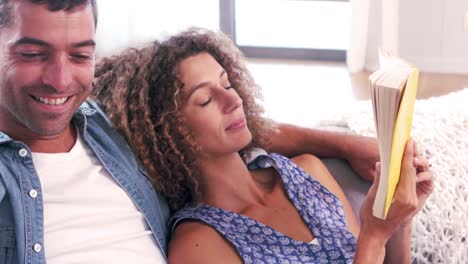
[171,153,356,264]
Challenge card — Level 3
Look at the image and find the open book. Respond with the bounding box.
[369,50,419,219]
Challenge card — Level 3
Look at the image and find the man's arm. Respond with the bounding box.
[266,123,379,181]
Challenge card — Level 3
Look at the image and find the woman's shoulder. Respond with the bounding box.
[289,153,324,173]
[171,220,220,245]
[264,153,321,179]
[169,220,242,264]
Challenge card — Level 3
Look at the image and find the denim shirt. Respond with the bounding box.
[0,100,170,264]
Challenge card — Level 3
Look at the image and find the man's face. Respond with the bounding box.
[0,1,96,138]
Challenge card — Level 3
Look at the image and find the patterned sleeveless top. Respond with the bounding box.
[171,153,357,264]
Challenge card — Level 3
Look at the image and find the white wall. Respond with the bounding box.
[365,0,382,71]
[366,0,468,73]
[95,0,220,57]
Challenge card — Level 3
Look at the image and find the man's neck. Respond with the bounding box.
[6,124,77,153]
[0,109,78,153]
[25,125,77,153]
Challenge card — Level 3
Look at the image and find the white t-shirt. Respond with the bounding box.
[32,133,165,263]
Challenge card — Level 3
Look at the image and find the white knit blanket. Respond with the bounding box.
[320,88,468,263]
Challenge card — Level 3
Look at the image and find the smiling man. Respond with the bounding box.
[0,2,95,151]
[0,1,169,263]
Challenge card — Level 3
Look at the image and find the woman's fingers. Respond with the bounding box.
[413,156,430,173]
[415,171,434,195]
[398,139,417,192]
[412,139,419,157]
[389,139,418,217]
[415,171,433,183]
[367,162,381,199]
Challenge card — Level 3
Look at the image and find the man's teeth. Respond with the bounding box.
[34,96,69,105]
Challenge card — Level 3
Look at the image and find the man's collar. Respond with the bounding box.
[77,101,97,116]
[0,132,11,144]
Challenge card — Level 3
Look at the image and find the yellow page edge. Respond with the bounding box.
[383,68,419,218]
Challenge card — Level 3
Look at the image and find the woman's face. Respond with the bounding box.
[180,52,252,158]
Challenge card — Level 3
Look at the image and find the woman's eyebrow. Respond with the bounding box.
[220,69,226,79]
[187,69,226,98]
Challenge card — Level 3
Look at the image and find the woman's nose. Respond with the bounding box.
[221,89,242,114]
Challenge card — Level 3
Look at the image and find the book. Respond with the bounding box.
[369,49,419,219]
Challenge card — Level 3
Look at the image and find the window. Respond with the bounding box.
[220,0,351,61]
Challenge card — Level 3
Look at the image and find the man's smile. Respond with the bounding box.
[31,95,71,106]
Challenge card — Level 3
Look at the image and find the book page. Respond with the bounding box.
[370,50,418,218]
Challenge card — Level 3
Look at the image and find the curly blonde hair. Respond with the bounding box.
[93,28,274,210]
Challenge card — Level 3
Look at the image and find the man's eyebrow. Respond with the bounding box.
[72,40,96,48]
[13,37,96,49]
[14,37,50,47]
[186,69,226,98]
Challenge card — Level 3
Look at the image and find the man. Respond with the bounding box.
[0,1,378,263]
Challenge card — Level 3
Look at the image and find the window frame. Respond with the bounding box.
[219,0,349,61]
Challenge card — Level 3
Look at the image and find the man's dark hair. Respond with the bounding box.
[0,0,98,29]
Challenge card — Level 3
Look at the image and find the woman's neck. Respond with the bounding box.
[197,152,270,211]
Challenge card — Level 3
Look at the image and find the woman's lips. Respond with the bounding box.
[226,117,246,131]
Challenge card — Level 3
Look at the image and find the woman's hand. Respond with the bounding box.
[353,139,434,263]
[359,138,434,244]
[384,142,434,264]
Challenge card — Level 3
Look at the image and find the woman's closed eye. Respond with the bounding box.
[199,96,212,107]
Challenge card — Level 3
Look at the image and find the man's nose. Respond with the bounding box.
[41,54,72,92]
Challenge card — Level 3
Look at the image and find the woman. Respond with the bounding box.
[93,28,433,263]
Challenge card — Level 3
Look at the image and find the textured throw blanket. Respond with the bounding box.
[320,88,468,264]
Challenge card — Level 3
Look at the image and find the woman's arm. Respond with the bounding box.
[354,231,387,263]
[266,123,379,181]
[384,224,412,263]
